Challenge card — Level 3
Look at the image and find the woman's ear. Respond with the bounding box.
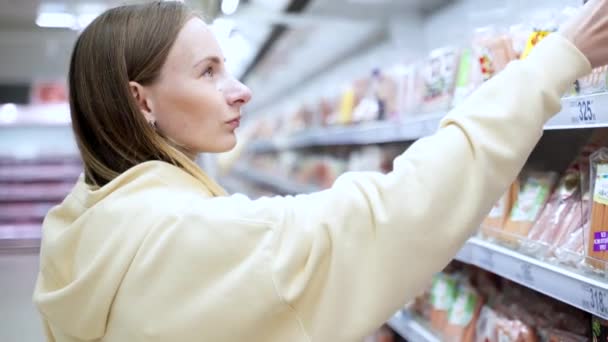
[129,81,155,123]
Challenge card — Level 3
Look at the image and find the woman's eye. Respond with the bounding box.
[203,67,214,78]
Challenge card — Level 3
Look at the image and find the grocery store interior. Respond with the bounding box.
[3,0,608,340]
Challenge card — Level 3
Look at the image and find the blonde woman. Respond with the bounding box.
[34,1,608,341]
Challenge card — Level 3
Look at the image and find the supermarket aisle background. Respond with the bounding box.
[2,0,608,341]
[0,252,44,341]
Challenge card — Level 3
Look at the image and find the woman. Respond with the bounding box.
[33,1,608,341]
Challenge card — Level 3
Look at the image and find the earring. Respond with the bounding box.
[149,120,157,129]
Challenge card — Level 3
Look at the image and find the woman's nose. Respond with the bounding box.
[226,79,252,107]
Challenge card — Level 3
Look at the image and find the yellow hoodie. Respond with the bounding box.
[34,34,590,342]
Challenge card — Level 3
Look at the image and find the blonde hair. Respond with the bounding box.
[69,1,225,195]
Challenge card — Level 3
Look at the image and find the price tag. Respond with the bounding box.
[514,261,536,286]
[569,98,597,125]
[471,246,494,270]
[582,285,608,317]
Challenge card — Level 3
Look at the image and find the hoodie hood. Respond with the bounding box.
[33,161,213,340]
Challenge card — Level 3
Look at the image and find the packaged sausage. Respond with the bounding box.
[501,172,558,246]
[522,169,580,257]
[554,223,585,267]
[475,305,499,342]
[429,273,459,332]
[592,316,608,342]
[471,27,518,82]
[482,183,517,240]
[574,65,608,96]
[444,285,483,342]
[451,48,480,107]
[586,148,608,271]
[495,317,539,342]
[420,47,461,113]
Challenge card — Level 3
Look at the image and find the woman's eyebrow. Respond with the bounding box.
[193,56,226,68]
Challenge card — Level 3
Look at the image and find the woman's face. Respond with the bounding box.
[138,17,252,155]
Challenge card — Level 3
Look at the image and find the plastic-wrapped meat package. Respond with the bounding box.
[471,27,517,82]
[554,224,585,266]
[420,47,461,113]
[548,197,583,252]
[501,172,558,246]
[444,285,483,342]
[429,274,458,333]
[482,181,519,240]
[586,148,608,270]
[522,169,580,257]
[543,329,587,342]
[412,288,432,322]
[495,318,538,342]
[475,306,499,342]
[547,192,585,264]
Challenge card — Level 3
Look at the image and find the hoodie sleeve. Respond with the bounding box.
[244,34,591,340]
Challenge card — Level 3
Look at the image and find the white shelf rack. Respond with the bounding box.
[387,310,440,342]
[248,93,608,153]
[456,237,608,320]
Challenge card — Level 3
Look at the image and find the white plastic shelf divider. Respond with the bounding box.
[457,237,608,320]
[387,310,440,342]
[248,93,608,152]
[232,164,319,194]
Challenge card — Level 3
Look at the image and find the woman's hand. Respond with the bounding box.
[560,0,608,69]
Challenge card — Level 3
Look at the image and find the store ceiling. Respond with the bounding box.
[0,0,220,85]
[0,0,452,107]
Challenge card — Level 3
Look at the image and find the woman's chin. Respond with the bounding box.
[203,136,237,154]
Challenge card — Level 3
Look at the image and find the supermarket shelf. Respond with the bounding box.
[247,93,608,153]
[0,203,55,221]
[0,183,73,203]
[387,310,440,342]
[0,164,81,182]
[232,164,320,194]
[248,113,444,153]
[0,225,41,252]
[456,237,608,320]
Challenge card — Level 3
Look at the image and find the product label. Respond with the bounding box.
[430,275,457,310]
[594,164,608,206]
[592,316,608,340]
[510,179,550,222]
[594,232,608,252]
[455,49,472,87]
[477,47,495,81]
[447,289,476,326]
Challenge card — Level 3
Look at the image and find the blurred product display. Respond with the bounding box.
[218,0,608,339]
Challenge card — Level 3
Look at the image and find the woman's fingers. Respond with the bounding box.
[560,0,608,68]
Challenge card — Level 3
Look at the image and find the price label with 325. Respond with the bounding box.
[582,285,608,318]
[570,99,597,125]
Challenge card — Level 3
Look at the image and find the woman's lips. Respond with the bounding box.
[226,117,240,129]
